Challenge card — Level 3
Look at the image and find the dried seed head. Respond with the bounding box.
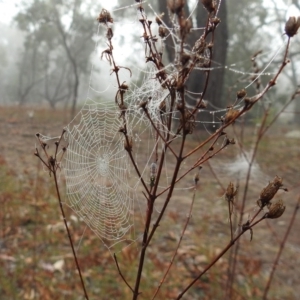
[201,0,216,14]
[192,38,206,54]
[156,13,164,25]
[237,89,247,99]
[97,9,113,24]
[266,199,286,219]
[120,82,129,91]
[225,182,237,202]
[223,108,240,124]
[258,176,286,208]
[285,16,300,37]
[158,26,167,38]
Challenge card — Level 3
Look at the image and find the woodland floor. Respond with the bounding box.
[0,105,300,300]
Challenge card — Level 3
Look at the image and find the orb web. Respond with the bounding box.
[63,100,136,241]
[36,1,287,246]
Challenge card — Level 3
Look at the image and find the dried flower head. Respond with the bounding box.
[222,108,240,124]
[180,110,195,134]
[155,13,164,25]
[158,26,167,38]
[258,176,287,208]
[97,9,113,25]
[237,89,247,99]
[266,199,286,219]
[285,16,300,37]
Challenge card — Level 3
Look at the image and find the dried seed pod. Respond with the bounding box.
[120,82,129,91]
[266,199,286,219]
[237,89,247,99]
[222,108,240,124]
[158,26,167,38]
[258,176,286,208]
[225,182,237,202]
[97,9,113,24]
[285,16,300,37]
[192,38,206,55]
[156,13,164,25]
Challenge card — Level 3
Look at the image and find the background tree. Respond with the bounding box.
[158,0,228,127]
[15,0,96,116]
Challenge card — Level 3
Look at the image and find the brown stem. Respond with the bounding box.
[114,254,134,293]
[262,196,300,299]
[152,182,198,299]
[53,169,89,300]
[176,216,265,299]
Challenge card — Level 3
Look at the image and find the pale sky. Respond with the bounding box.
[0,0,19,24]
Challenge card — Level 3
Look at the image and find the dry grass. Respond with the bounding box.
[0,106,300,299]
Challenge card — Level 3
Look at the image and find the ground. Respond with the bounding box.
[0,105,299,299]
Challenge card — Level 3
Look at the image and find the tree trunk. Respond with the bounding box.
[157,1,228,129]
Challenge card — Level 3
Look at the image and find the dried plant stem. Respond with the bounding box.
[132,196,154,300]
[176,216,266,299]
[133,133,187,299]
[52,170,89,300]
[152,184,198,299]
[226,108,270,299]
[261,88,300,136]
[114,254,134,293]
[262,196,300,300]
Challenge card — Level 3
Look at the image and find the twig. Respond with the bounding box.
[262,196,300,299]
[151,178,198,299]
[114,254,134,293]
[176,216,266,299]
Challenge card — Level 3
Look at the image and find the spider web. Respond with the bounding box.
[38,1,287,248]
[63,101,137,241]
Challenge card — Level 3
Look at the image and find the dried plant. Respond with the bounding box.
[33,2,300,300]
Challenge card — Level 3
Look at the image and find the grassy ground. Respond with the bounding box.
[0,105,299,299]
